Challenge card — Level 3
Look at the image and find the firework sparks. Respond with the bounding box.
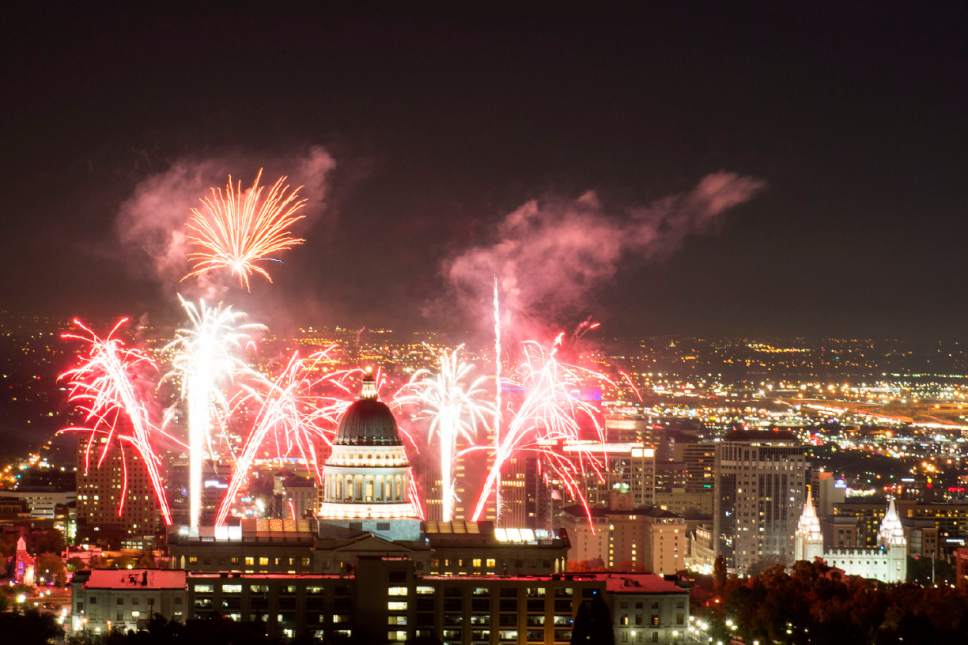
[493,276,503,519]
[395,346,493,522]
[470,337,609,523]
[165,296,264,534]
[215,350,362,527]
[59,319,174,525]
[183,169,307,290]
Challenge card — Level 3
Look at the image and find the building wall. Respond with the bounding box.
[73,565,690,645]
[714,434,807,573]
[2,489,75,519]
[72,584,186,633]
[822,546,906,583]
[563,512,686,574]
[76,437,161,548]
[654,490,713,517]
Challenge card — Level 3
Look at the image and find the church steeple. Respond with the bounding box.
[795,486,823,562]
[878,498,906,547]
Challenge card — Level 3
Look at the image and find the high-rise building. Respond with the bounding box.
[683,442,716,494]
[75,436,162,549]
[713,431,807,573]
[560,493,686,575]
[567,442,656,509]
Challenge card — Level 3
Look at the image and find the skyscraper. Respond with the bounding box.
[713,431,807,573]
[75,436,162,549]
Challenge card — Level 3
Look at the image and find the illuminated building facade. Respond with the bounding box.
[561,496,686,575]
[73,559,690,644]
[317,376,421,541]
[573,442,656,509]
[71,569,188,634]
[75,437,162,549]
[795,494,907,583]
[713,431,808,573]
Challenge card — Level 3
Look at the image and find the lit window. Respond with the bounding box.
[222,584,242,593]
[193,585,213,593]
[388,587,408,596]
[387,601,408,611]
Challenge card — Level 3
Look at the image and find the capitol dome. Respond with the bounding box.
[334,397,402,446]
[317,372,420,539]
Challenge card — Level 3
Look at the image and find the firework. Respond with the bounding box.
[492,277,503,518]
[215,350,362,527]
[395,346,493,522]
[59,319,174,525]
[183,169,307,290]
[165,297,264,534]
[470,337,609,523]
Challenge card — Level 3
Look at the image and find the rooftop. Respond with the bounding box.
[85,569,186,590]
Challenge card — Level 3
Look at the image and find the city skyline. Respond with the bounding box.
[4,5,968,644]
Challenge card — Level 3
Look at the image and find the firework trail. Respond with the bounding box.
[166,296,264,534]
[59,319,174,525]
[470,336,610,523]
[183,169,307,290]
[215,350,363,527]
[492,277,503,519]
[618,370,644,403]
[395,346,493,522]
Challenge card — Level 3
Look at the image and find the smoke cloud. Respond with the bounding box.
[444,172,765,334]
[116,146,335,293]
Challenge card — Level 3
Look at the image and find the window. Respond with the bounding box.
[222,584,242,593]
[416,586,435,595]
[258,557,269,566]
[388,615,407,625]
[250,585,268,593]
[387,601,408,611]
[473,558,482,568]
[244,557,255,566]
[117,598,124,605]
[194,585,214,593]
[388,586,408,596]
[486,558,496,568]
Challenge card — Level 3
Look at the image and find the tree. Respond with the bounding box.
[0,609,63,645]
[571,592,615,645]
[35,552,67,586]
[713,555,726,592]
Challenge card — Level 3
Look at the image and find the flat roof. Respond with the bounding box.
[85,569,186,590]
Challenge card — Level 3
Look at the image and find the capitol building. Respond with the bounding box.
[316,376,422,541]
[795,489,907,583]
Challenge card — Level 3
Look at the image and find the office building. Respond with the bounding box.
[713,431,808,573]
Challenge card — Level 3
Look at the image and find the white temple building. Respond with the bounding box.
[794,488,907,583]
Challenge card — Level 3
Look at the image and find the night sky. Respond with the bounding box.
[3,4,968,339]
